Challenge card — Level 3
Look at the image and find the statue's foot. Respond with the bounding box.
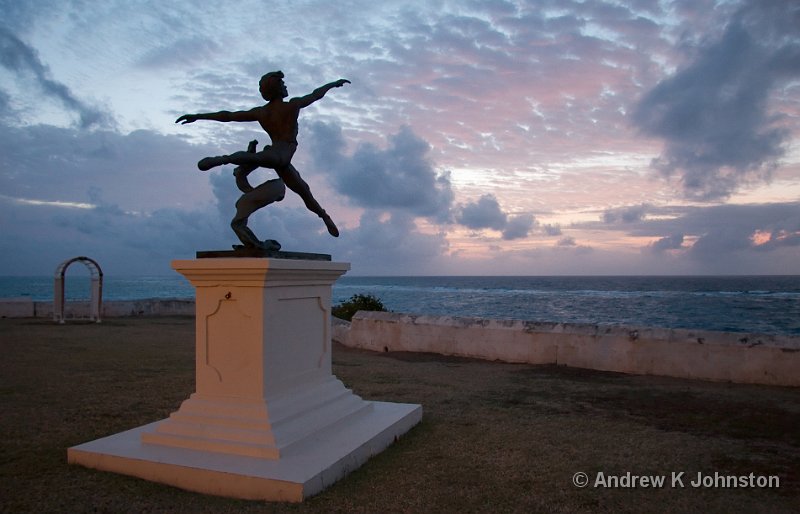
[259,239,281,251]
[322,214,339,237]
[198,156,229,171]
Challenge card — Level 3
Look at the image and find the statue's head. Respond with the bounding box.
[259,71,288,101]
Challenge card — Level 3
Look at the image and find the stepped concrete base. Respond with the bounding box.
[68,401,421,502]
[68,258,422,501]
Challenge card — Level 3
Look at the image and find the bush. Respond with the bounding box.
[332,294,387,321]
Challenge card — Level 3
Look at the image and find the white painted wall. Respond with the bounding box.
[0,298,194,318]
[335,312,800,387]
[6,299,797,386]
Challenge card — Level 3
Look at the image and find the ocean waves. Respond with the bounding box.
[2,274,797,335]
[333,276,800,336]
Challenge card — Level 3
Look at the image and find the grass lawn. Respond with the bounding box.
[1,317,798,513]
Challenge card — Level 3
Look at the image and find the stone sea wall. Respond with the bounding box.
[4,299,797,386]
[333,311,800,387]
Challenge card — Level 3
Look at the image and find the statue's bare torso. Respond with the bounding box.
[255,100,301,145]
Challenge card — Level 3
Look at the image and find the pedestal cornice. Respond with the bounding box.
[172,258,350,288]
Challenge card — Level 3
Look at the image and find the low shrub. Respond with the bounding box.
[332,293,387,321]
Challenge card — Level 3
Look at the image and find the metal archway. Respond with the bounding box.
[54,256,103,324]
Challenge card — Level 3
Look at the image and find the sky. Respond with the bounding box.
[0,0,798,276]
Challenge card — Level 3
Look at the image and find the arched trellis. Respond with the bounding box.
[54,256,103,324]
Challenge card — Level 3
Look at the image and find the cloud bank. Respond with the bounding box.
[310,122,454,221]
[0,0,797,276]
[588,201,800,272]
[633,3,800,200]
[455,194,536,240]
[0,27,113,129]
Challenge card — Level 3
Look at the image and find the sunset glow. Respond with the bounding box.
[1,1,798,275]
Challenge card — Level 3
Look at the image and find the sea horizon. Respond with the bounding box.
[2,274,798,336]
[3,273,799,299]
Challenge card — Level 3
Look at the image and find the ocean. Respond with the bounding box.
[2,275,798,336]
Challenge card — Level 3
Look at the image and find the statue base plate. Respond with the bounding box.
[196,248,331,260]
[68,401,421,502]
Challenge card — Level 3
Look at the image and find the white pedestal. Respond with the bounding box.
[68,258,422,502]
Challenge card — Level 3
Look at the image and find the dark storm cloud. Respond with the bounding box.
[585,201,800,262]
[502,214,536,241]
[456,194,507,230]
[0,192,225,275]
[0,120,234,273]
[349,210,447,261]
[632,2,800,200]
[455,194,535,240]
[0,27,114,129]
[0,124,215,211]
[648,234,684,253]
[602,203,651,224]
[337,210,448,274]
[309,122,454,220]
[683,202,800,260]
[661,203,799,253]
[208,169,241,222]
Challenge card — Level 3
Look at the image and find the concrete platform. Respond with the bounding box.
[68,401,422,502]
[67,258,423,501]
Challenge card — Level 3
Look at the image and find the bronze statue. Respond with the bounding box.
[176,71,349,249]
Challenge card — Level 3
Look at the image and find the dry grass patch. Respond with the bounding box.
[1,317,798,513]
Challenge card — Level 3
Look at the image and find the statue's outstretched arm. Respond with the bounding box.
[176,107,261,124]
[293,79,350,108]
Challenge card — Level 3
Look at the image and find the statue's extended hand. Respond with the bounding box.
[334,79,351,88]
[175,114,197,124]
